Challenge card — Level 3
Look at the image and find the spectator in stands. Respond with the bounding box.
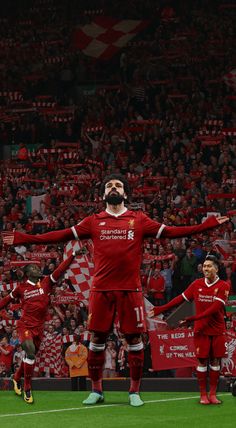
[161,260,174,302]
[65,335,88,391]
[13,344,25,372]
[9,329,20,347]
[180,248,198,289]
[117,338,129,377]
[103,340,117,378]
[146,263,165,305]
[0,335,14,375]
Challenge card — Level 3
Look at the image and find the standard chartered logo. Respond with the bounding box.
[99,229,135,240]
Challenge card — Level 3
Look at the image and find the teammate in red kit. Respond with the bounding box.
[149,255,230,405]
[0,252,78,404]
[2,174,228,407]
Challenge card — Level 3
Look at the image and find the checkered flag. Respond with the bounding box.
[72,17,149,59]
[34,333,64,376]
[63,240,94,304]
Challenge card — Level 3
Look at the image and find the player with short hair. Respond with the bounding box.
[0,252,78,404]
[149,255,230,405]
[2,174,228,406]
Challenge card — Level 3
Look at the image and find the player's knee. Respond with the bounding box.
[124,334,142,345]
[22,340,36,359]
[198,358,208,366]
[210,358,220,367]
[125,335,143,360]
[90,332,107,344]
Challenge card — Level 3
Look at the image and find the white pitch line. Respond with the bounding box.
[0,393,231,419]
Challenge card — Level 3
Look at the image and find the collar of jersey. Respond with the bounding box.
[26,279,37,286]
[105,207,128,217]
[204,276,219,287]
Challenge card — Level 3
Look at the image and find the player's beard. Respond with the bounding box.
[105,193,125,205]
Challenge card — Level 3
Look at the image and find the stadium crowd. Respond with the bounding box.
[0,0,236,379]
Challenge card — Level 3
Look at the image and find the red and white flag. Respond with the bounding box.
[223,69,236,91]
[63,240,94,304]
[34,332,65,376]
[72,16,149,59]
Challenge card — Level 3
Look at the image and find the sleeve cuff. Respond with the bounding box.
[182,292,190,302]
[71,226,78,239]
[156,224,166,239]
[50,274,57,284]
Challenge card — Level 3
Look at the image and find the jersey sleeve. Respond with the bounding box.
[140,212,165,238]
[71,216,92,240]
[161,216,219,239]
[42,276,52,293]
[13,228,74,245]
[0,294,12,310]
[10,286,21,300]
[50,254,75,284]
[12,217,92,245]
[182,281,196,302]
[214,281,230,305]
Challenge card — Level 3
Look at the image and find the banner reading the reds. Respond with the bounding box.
[149,328,236,373]
[149,328,197,370]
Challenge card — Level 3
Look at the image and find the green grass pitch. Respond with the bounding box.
[0,391,235,428]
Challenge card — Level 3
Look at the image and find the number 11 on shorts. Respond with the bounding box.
[134,306,144,322]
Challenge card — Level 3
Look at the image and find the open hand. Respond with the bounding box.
[178,319,188,327]
[147,309,155,318]
[216,216,229,224]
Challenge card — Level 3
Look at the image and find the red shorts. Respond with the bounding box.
[194,333,227,359]
[17,320,44,351]
[88,290,146,334]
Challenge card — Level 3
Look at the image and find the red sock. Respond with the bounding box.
[209,367,220,397]
[88,350,105,393]
[196,367,208,396]
[24,359,35,391]
[14,360,24,383]
[128,350,144,393]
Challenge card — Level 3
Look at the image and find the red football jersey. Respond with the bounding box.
[72,210,163,291]
[182,277,230,335]
[10,277,53,328]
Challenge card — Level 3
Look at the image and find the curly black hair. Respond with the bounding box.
[100,174,130,197]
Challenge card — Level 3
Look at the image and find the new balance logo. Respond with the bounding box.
[99,222,106,226]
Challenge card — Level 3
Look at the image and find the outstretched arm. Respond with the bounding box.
[161,216,228,239]
[184,300,223,323]
[148,294,185,317]
[0,294,13,310]
[50,251,78,283]
[2,228,74,246]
